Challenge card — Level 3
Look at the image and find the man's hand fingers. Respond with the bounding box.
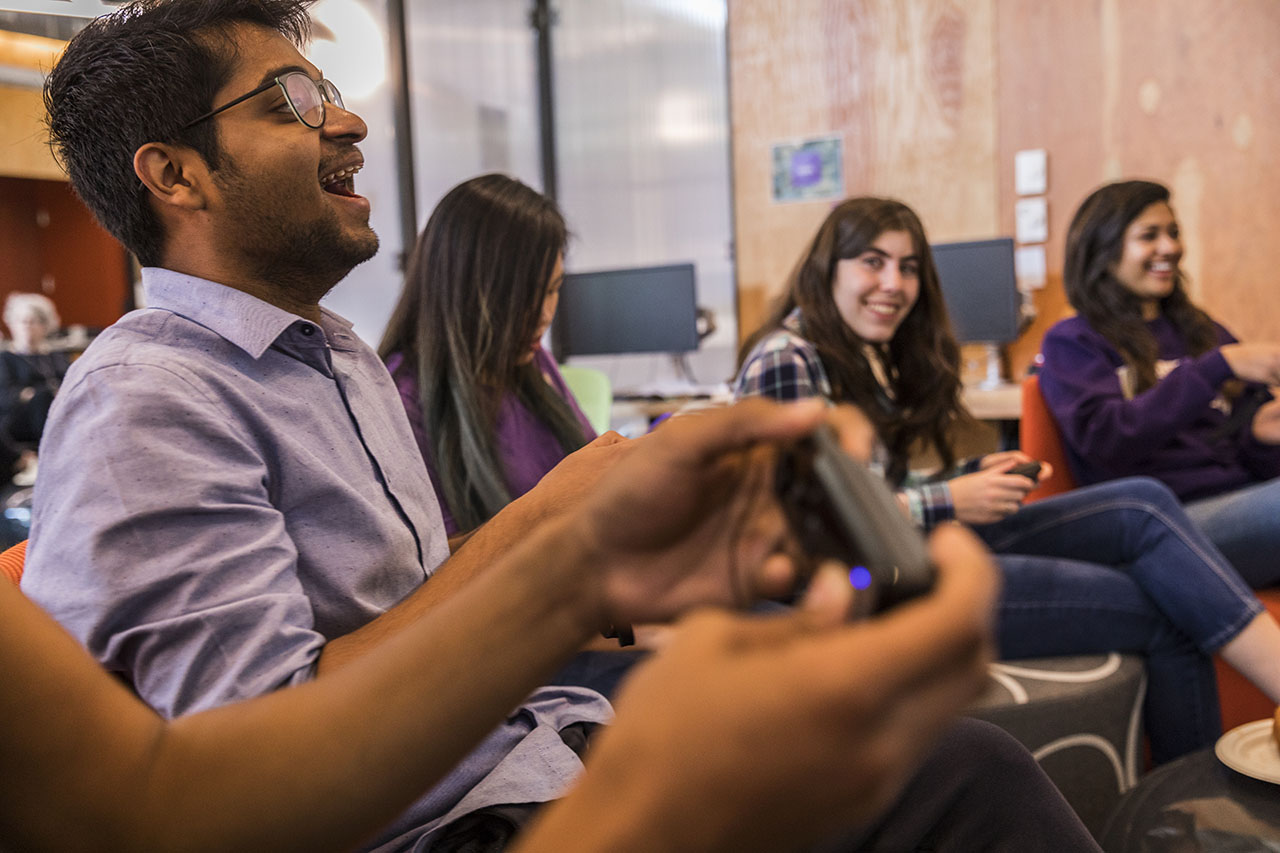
[587,430,629,447]
[824,404,876,462]
[795,524,998,699]
[651,398,826,466]
[799,563,856,627]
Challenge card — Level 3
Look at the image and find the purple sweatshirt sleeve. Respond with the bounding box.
[1038,318,1233,472]
[384,351,460,536]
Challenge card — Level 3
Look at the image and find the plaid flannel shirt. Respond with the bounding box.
[734,316,979,530]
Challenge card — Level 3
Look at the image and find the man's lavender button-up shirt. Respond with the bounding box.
[22,268,612,851]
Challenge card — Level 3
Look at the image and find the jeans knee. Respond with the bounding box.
[1117,476,1182,514]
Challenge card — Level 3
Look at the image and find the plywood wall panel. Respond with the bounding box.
[995,0,1108,376]
[736,0,1280,379]
[729,0,854,334]
[0,86,63,181]
[1105,0,1280,344]
[730,0,997,345]
[998,0,1280,374]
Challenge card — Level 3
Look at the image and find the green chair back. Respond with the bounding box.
[559,365,612,435]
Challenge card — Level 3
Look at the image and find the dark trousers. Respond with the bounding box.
[826,717,1100,852]
[433,712,1098,853]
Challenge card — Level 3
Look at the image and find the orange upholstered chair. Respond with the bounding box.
[0,539,27,586]
[1216,590,1280,731]
[1019,374,1077,503]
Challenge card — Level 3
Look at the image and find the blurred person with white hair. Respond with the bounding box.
[0,293,71,480]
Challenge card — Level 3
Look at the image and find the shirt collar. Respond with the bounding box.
[783,307,804,334]
[141,267,356,359]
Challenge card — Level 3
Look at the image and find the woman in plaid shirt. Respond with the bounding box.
[734,196,1280,764]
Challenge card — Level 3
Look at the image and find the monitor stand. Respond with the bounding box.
[673,353,697,385]
[976,343,1004,390]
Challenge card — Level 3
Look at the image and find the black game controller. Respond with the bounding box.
[775,425,936,616]
[1007,461,1042,482]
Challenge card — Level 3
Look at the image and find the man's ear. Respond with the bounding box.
[134,142,211,211]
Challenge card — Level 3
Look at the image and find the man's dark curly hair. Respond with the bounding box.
[44,0,314,266]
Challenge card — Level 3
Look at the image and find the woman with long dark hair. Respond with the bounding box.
[380,174,594,535]
[734,196,1280,763]
[1042,179,1280,589]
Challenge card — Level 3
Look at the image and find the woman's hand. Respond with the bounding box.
[947,462,1037,525]
[1220,343,1280,385]
[1251,398,1280,445]
[977,451,1053,482]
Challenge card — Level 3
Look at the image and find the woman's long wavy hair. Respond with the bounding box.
[1064,180,1218,393]
[739,197,965,484]
[379,174,587,531]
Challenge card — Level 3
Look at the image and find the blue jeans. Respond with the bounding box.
[974,477,1262,763]
[1185,476,1280,589]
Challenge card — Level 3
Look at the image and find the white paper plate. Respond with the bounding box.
[1215,719,1280,784]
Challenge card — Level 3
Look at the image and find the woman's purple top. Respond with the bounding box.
[1039,314,1280,500]
[385,346,595,535]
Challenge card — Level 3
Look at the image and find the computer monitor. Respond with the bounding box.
[930,237,1020,344]
[553,262,699,357]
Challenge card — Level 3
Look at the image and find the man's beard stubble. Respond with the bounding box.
[214,160,380,304]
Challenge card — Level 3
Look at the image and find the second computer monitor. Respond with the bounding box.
[554,262,699,357]
[930,237,1020,344]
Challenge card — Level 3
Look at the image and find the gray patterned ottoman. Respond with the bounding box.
[967,653,1147,837]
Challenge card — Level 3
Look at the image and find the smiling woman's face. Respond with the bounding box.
[1110,201,1182,316]
[831,229,920,343]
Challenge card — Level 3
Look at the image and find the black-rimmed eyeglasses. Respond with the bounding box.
[183,71,343,130]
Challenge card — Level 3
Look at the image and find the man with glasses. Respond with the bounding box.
[23,1,1098,851]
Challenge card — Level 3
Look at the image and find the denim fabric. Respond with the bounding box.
[976,477,1262,763]
[994,553,1220,765]
[1186,476,1280,589]
[979,477,1262,652]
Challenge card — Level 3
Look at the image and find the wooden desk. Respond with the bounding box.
[609,393,732,437]
[961,382,1022,451]
[613,384,1025,447]
[961,382,1021,421]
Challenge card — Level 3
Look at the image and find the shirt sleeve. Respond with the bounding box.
[1237,393,1280,480]
[23,362,325,718]
[1038,321,1234,473]
[899,482,956,530]
[734,341,826,402]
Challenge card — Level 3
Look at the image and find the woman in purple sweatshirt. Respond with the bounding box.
[379,175,595,537]
[1042,180,1280,589]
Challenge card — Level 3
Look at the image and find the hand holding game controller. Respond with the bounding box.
[775,425,935,617]
[1006,461,1042,482]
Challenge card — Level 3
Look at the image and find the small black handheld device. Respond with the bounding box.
[775,426,936,616]
[1007,461,1042,482]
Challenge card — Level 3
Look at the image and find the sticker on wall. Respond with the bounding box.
[1015,245,1047,291]
[771,136,843,202]
[1015,197,1049,244]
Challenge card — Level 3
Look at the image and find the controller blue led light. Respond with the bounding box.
[848,565,873,590]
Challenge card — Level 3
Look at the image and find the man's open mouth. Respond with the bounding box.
[320,163,362,197]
